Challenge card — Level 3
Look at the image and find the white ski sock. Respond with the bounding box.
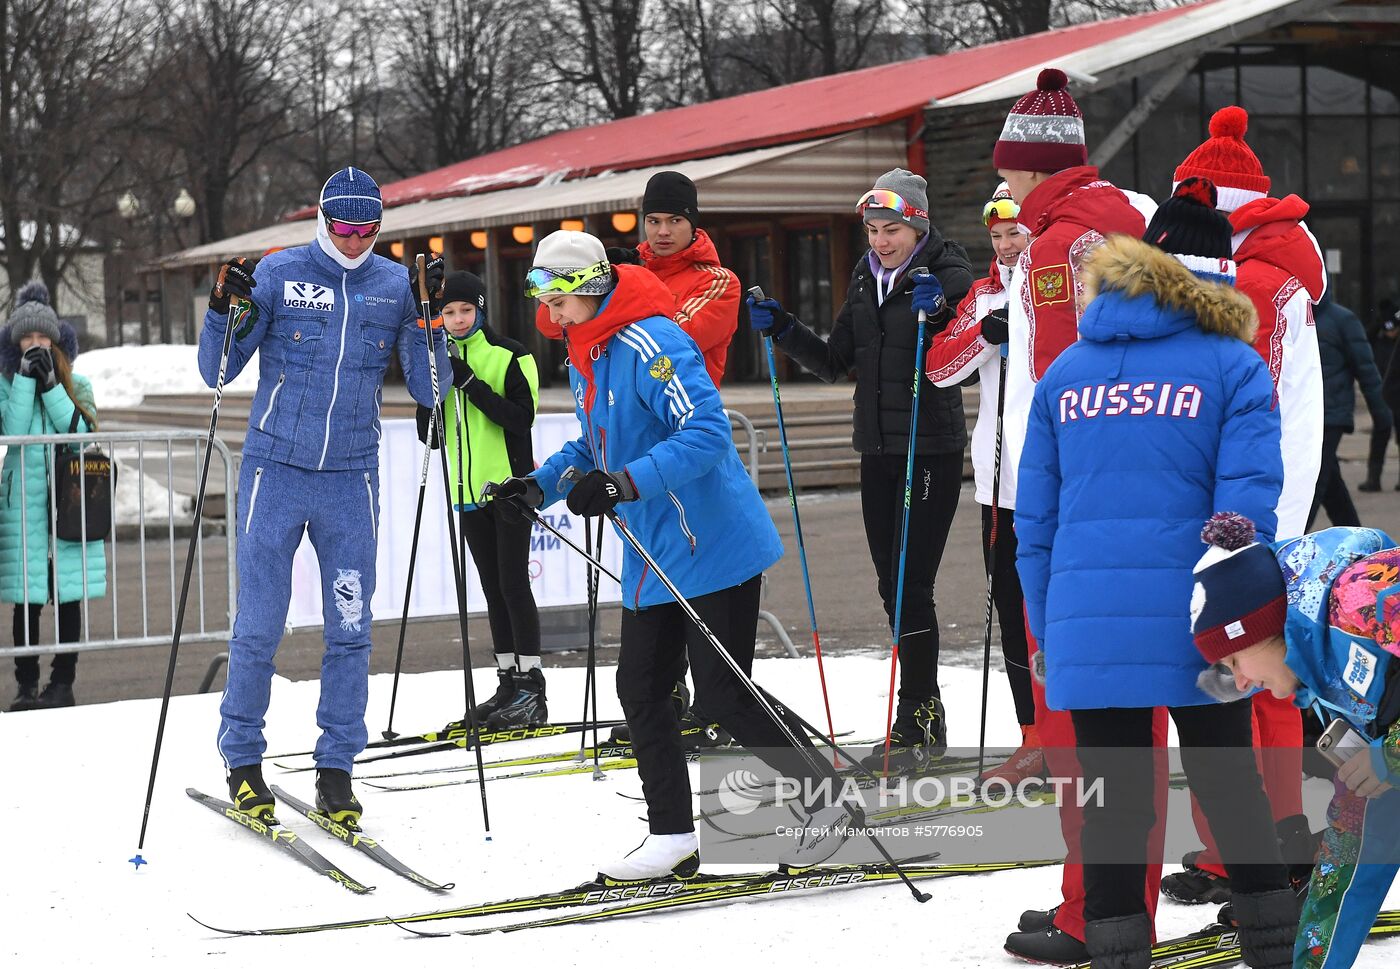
[517,654,542,673]
[495,654,516,671]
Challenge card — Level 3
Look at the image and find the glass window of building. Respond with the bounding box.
[1238,46,1301,115]
[786,228,832,335]
[726,234,773,382]
[1308,118,1367,201]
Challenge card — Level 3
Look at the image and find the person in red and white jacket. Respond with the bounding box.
[924,183,1040,782]
[991,68,1166,967]
[1159,105,1326,910]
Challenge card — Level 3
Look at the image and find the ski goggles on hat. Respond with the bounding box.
[525,260,610,299]
[982,197,1020,226]
[856,189,928,222]
[323,212,382,239]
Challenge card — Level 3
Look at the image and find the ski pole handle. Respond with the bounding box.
[415,252,430,305]
[747,284,766,302]
[911,265,930,324]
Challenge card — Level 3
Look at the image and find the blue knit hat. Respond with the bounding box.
[319,167,382,223]
[1190,513,1287,664]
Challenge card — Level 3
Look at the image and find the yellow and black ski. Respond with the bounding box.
[185,788,373,895]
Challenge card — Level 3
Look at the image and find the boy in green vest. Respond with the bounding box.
[417,271,544,726]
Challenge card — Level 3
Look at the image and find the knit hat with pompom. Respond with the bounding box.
[992,68,1088,173]
[7,281,62,346]
[1173,106,1271,213]
[1189,513,1288,664]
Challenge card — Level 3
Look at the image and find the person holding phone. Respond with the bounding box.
[1191,515,1400,969]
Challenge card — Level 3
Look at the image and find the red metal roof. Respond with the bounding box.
[368,2,1213,211]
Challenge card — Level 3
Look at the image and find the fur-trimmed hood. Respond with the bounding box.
[1079,234,1258,345]
[0,319,80,376]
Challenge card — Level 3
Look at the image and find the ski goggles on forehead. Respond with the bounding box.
[856,189,928,222]
[982,198,1020,226]
[525,260,610,299]
[323,212,382,238]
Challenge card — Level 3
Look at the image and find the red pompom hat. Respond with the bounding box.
[1173,106,1271,213]
[992,68,1088,173]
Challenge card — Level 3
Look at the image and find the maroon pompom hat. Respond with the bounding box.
[992,68,1089,174]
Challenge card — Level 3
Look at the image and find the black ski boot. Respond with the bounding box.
[1160,850,1232,904]
[1019,904,1060,933]
[9,682,38,712]
[1083,913,1152,969]
[485,668,547,729]
[861,696,947,772]
[1231,888,1300,969]
[1004,923,1089,965]
[36,681,74,708]
[228,763,277,820]
[473,668,515,724]
[315,767,363,828]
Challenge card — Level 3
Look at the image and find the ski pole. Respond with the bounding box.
[749,284,838,758]
[133,265,241,864]
[418,254,492,837]
[559,468,930,903]
[881,267,931,777]
[479,484,622,584]
[382,408,437,740]
[451,340,477,725]
[977,349,1009,779]
[576,515,605,778]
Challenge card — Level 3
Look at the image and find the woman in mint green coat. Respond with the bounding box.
[0,282,105,711]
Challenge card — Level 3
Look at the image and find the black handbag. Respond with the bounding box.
[54,410,115,542]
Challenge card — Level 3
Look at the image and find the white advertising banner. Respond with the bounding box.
[286,415,623,629]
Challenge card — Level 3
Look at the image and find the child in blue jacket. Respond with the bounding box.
[1193,518,1400,968]
[1016,180,1295,967]
[489,231,844,881]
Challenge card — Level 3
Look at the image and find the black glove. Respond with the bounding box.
[979,307,1009,346]
[415,405,442,448]
[409,255,447,315]
[566,469,638,517]
[19,346,55,390]
[488,476,544,522]
[605,246,642,266]
[209,256,256,313]
[449,356,475,389]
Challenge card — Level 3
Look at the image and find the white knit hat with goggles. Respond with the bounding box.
[527,231,615,299]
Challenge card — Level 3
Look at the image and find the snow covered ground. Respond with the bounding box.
[81,344,258,409]
[5,658,1398,967]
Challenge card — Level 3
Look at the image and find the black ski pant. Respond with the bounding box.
[1365,414,1400,485]
[460,502,540,659]
[618,574,821,834]
[1309,425,1361,530]
[1071,700,1289,922]
[982,504,1034,726]
[12,601,80,688]
[860,452,962,710]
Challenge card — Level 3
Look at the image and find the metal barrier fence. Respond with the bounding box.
[0,430,236,660]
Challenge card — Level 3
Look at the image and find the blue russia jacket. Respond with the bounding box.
[198,241,449,471]
[531,265,783,609]
[1017,235,1284,710]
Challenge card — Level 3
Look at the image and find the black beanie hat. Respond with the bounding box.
[441,270,487,312]
[642,171,699,222]
[1143,178,1234,260]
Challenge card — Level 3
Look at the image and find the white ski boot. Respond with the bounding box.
[598,833,700,883]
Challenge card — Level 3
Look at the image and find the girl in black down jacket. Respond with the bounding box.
[750,168,973,766]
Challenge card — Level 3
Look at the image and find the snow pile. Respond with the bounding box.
[113,458,194,524]
[80,344,259,410]
[3,659,1397,967]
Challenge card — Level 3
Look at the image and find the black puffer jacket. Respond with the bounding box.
[774,228,974,455]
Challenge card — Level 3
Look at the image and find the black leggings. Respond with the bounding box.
[983,504,1034,726]
[1071,700,1289,921]
[460,502,540,658]
[617,574,821,833]
[12,601,81,687]
[859,452,962,707]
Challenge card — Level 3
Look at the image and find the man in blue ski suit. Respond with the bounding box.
[198,167,449,824]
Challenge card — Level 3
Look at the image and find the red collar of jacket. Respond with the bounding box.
[1019,166,1139,239]
[562,264,676,395]
[1230,195,1325,300]
[639,228,721,279]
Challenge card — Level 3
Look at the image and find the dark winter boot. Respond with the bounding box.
[1161,850,1232,904]
[9,682,38,712]
[228,763,277,821]
[1082,913,1152,969]
[36,681,74,708]
[485,669,548,729]
[1358,477,1382,492]
[862,696,947,772]
[1231,888,1300,969]
[315,768,363,828]
[1019,904,1060,933]
[1004,923,1089,965]
[473,668,515,723]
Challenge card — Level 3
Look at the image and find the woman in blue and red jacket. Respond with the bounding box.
[489,231,841,882]
[1016,181,1296,967]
